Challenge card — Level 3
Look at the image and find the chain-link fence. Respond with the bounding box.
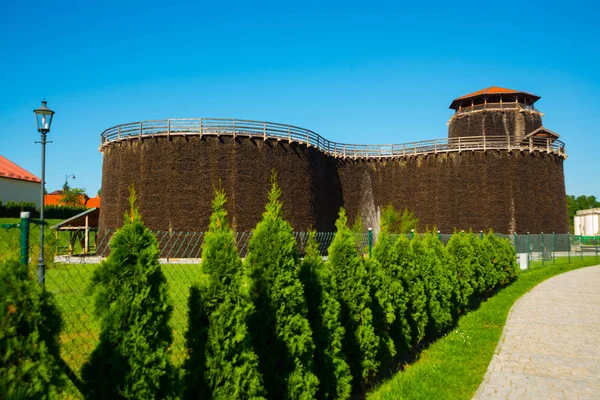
[1,215,599,399]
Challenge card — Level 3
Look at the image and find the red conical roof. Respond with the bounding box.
[450,86,540,110]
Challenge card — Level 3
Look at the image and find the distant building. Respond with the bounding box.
[44,193,101,209]
[574,208,600,236]
[0,155,41,207]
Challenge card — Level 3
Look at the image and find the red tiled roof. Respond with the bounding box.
[44,194,101,208]
[450,86,541,110]
[0,155,40,183]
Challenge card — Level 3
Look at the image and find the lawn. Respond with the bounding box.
[366,256,600,399]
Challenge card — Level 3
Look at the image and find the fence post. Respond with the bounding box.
[20,211,31,266]
[552,232,555,264]
[438,230,441,241]
[368,227,373,258]
[581,235,584,261]
[527,232,531,262]
[411,229,415,240]
[480,230,483,240]
[568,233,571,263]
[541,232,544,267]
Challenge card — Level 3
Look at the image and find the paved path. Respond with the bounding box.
[474,266,600,400]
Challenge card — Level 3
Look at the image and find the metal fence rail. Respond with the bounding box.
[100,118,567,159]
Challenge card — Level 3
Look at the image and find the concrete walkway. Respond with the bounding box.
[475,266,600,399]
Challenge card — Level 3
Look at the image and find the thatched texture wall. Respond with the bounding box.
[448,110,542,139]
[337,151,568,234]
[100,136,568,235]
[99,136,341,233]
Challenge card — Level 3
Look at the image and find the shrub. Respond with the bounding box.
[327,208,379,385]
[372,229,411,354]
[421,231,455,332]
[483,231,518,286]
[245,175,319,399]
[81,188,174,399]
[0,259,63,399]
[446,232,476,310]
[299,231,352,400]
[183,189,264,399]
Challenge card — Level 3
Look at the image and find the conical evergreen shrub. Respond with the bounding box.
[299,231,352,400]
[183,189,264,399]
[81,188,174,399]
[0,259,63,399]
[482,231,518,286]
[327,208,379,385]
[446,232,476,311]
[421,231,455,331]
[372,229,411,354]
[245,175,319,399]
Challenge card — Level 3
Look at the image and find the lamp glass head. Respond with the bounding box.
[34,100,55,132]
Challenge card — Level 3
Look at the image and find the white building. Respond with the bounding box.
[574,208,600,236]
[0,155,41,207]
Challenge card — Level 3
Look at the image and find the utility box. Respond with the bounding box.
[518,253,529,270]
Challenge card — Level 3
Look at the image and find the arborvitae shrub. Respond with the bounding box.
[468,232,490,298]
[81,188,174,399]
[394,235,427,346]
[245,176,319,399]
[0,259,63,399]
[483,231,518,286]
[327,208,379,385]
[372,230,411,354]
[421,231,455,331]
[184,189,264,399]
[299,231,352,400]
[446,232,476,311]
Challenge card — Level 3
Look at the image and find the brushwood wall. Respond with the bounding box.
[99,136,568,234]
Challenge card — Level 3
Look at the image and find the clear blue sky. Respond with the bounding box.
[1,0,598,198]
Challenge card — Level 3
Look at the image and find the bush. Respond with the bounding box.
[245,175,319,399]
[372,229,411,354]
[81,188,174,399]
[483,231,518,286]
[327,208,380,385]
[183,189,264,399]
[446,232,476,311]
[0,259,63,399]
[299,231,352,400]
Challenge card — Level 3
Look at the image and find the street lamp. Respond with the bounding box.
[34,100,55,284]
[64,174,76,190]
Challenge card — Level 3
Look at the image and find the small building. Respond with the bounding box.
[0,155,41,206]
[574,208,600,236]
[44,193,101,208]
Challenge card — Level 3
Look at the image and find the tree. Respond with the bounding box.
[183,188,264,399]
[380,204,419,234]
[327,208,380,385]
[59,187,88,208]
[372,228,411,354]
[446,232,476,311]
[0,259,63,399]
[245,174,319,399]
[299,231,352,400]
[567,195,600,232]
[81,187,174,399]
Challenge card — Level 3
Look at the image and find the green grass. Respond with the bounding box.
[367,256,600,400]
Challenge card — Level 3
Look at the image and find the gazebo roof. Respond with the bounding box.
[450,86,541,110]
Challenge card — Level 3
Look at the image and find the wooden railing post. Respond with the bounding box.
[139,122,143,139]
[167,119,171,139]
[264,122,267,140]
[199,119,203,137]
[288,127,291,143]
[118,126,121,140]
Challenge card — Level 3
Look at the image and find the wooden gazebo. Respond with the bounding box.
[51,208,99,254]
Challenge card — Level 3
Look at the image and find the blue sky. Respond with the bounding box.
[1,0,598,198]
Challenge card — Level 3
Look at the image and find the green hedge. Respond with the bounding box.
[0,200,86,219]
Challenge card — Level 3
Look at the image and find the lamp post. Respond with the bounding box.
[34,100,55,284]
[64,174,76,190]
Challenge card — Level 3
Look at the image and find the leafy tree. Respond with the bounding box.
[399,208,419,235]
[567,195,600,232]
[327,208,380,385]
[469,232,492,298]
[245,175,319,399]
[0,259,63,399]
[81,188,174,399]
[299,231,352,400]
[184,189,264,399]
[59,187,88,208]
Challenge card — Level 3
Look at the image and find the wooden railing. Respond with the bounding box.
[454,102,540,115]
[100,118,566,159]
